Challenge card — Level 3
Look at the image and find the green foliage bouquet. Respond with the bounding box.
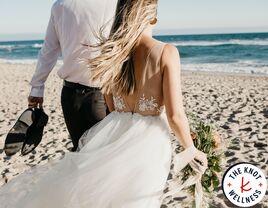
[181,115,224,205]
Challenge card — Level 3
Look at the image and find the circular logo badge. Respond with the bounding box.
[222,163,267,207]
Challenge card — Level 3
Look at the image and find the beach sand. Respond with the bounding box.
[0,63,267,207]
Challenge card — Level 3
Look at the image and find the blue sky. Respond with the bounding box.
[0,0,268,40]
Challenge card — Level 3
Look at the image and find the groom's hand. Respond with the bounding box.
[28,96,44,108]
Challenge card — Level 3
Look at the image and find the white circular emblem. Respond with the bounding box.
[222,163,267,207]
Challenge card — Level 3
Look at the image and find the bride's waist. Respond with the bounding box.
[112,110,163,118]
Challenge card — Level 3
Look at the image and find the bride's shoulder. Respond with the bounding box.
[160,43,180,72]
[150,39,179,57]
[161,43,180,61]
[162,43,179,56]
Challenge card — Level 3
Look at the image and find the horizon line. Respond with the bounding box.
[0,30,268,42]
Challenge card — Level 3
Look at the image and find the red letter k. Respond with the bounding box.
[240,176,252,193]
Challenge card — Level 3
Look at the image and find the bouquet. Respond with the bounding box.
[180,114,224,205]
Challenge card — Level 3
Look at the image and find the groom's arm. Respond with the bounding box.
[29,5,61,98]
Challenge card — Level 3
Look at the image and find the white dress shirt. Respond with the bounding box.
[30,0,118,97]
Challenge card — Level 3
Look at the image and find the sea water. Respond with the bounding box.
[0,32,268,75]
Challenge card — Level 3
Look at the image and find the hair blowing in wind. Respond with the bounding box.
[87,0,158,95]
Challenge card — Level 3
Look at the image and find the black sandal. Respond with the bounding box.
[4,108,35,156]
[21,108,48,155]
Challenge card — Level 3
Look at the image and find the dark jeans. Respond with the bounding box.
[61,83,107,151]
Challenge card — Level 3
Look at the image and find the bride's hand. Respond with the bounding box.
[194,150,208,167]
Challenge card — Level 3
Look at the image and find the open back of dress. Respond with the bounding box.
[112,41,165,116]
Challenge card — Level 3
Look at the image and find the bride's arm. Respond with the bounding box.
[161,44,193,148]
[161,44,207,166]
[104,94,115,112]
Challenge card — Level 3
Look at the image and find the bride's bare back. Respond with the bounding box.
[112,39,165,116]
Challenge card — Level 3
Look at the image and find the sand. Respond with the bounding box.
[0,63,267,207]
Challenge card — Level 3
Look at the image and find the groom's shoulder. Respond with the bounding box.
[53,0,64,6]
[51,0,63,11]
[51,0,71,13]
[52,0,70,9]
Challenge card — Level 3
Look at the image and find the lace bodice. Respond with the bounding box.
[112,41,165,116]
[113,94,164,115]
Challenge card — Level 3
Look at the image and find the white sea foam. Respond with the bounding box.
[170,39,268,47]
[32,44,43,48]
[0,45,14,50]
[182,62,268,75]
[0,44,43,50]
[0,58,266,75]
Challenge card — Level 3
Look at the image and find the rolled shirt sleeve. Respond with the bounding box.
[29,5,61,97]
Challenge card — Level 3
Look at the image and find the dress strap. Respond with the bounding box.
[156,42,167,73]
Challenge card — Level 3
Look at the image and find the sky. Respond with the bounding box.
[0,0,268,41]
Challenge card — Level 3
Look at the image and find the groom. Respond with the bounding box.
[28,0,118,151]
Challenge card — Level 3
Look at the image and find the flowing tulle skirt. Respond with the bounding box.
[0,111,174,208]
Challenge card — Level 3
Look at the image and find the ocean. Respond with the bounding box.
[0,32,268,75]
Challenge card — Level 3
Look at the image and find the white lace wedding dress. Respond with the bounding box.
[0,42,205,208]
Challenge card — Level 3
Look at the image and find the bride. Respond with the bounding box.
[0,0,207,207]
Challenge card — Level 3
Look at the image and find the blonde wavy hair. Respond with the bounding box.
[88,0,158,95]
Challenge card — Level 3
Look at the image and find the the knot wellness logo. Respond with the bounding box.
[222,163,267,207]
